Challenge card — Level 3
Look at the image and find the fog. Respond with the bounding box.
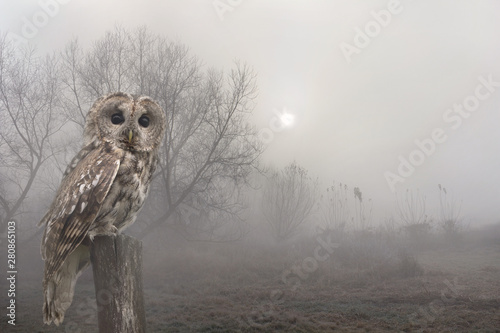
[1,1,500,332]
[1,0,500,224]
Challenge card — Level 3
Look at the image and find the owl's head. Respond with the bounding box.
[83,92,166,152]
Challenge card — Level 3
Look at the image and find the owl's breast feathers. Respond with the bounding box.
[89,142,158,233]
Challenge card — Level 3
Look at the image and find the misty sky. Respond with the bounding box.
[1,0,499,226]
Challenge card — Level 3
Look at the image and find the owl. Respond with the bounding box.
[38,92,166,325]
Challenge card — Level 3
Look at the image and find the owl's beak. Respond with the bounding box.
[128,129,133,143]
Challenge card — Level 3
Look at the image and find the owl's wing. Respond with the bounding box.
[40,143,121,282]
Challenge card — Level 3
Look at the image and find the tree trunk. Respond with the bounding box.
[90,234,146,333]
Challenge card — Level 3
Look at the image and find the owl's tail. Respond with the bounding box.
[43,244,90,326]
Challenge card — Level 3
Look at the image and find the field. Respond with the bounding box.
[1,225,500,332]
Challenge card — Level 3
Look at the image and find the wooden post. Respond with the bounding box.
[90,234,146,333]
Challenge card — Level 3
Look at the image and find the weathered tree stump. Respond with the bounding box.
[90,234,146,333]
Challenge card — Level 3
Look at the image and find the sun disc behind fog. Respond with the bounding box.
[280,111,295,128]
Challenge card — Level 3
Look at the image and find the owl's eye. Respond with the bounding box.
[138,115,149,128]
[111,113,124,125]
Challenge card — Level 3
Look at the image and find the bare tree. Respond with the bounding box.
[59,38,88,128]
[353,186,372,231]
[396,189,431,243]
[318,182,350,231]
[438,184,464,236]
[0,35,65,233]
[142,59,261,241]
[262,162,318,242]
[396,189,428,226]
[59,27,263,241]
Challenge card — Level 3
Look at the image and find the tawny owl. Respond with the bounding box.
[38,92,166,325]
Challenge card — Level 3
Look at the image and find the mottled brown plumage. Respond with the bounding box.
[39,92,166,325]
